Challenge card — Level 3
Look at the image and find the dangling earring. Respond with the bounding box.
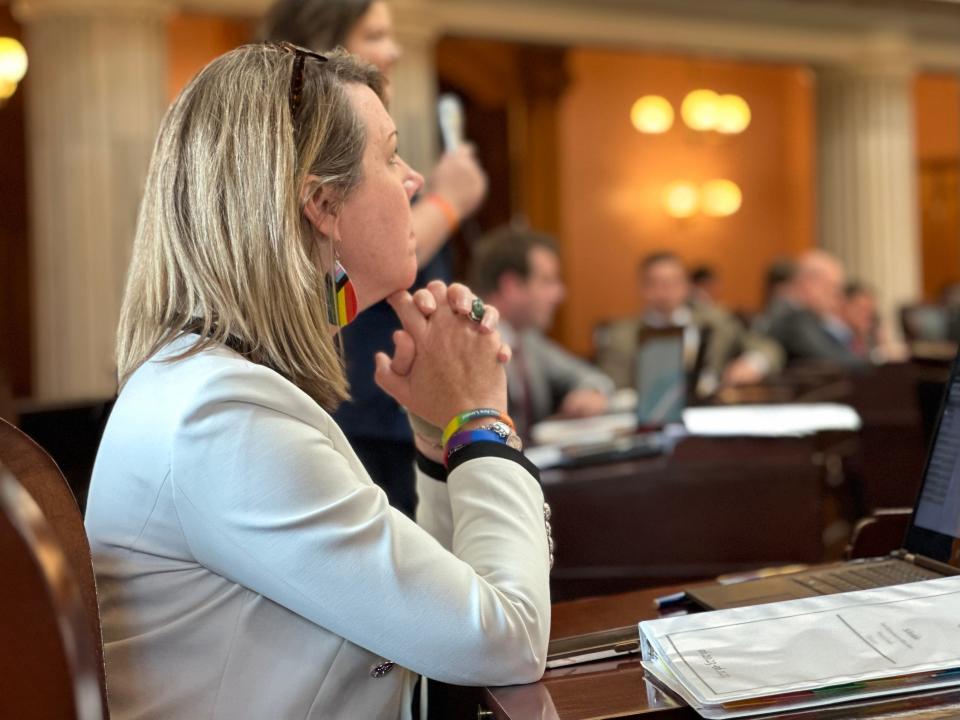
[326,244,358,327]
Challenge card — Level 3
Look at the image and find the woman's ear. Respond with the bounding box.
[301,175,339,239]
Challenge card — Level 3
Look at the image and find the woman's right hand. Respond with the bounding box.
[374,282,508,429]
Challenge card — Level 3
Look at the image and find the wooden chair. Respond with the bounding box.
[900,303,949,342]
[844,507,912,560]
[0,369,14,425]
[0,463,107,719]
[0,418,108,716]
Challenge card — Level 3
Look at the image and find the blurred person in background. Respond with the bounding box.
[842,281,897,361]
[689,264,720,309]
[597,251,783,395]
[753,257,796,335]
[261,0,488,518]
[86,45,549,720]
[765,250,867,368]
[470,225,614,438]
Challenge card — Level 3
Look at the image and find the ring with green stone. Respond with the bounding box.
[468,297,486,322]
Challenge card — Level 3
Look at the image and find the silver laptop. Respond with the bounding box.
[688,351,960,610]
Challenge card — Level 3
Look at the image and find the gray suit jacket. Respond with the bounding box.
[765,304,867,368]
[507,327,615,431]
[596,304,785,390]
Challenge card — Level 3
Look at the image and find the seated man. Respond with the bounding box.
[842,281,882,360]
[470,225,614,437]
[765,250,867,368]
[689,264,720,309]
[753,257,797,335]
[597,251,784,395]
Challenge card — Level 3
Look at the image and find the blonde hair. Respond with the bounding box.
[117,44,383,410]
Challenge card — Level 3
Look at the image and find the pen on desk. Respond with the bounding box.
[653,591,688,609]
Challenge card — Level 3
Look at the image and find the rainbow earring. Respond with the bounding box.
[326,261,358,327]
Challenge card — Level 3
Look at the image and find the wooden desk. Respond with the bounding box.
[715,362,948,513]
[545,435,847,600]
[484,584,960,720]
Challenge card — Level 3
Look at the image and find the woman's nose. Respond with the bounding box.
[404,166,425,200]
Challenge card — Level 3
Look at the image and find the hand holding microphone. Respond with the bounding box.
[430,94,487,223]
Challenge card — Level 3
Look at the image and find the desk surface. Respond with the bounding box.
[484,584,960,720]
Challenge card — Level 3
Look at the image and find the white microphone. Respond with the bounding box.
[437,93,465,152]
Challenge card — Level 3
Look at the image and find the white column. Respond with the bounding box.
[816,36,921,334]
[12,0,174,401]
[390,0,439,177]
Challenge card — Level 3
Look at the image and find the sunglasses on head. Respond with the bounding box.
[276,41,328,119]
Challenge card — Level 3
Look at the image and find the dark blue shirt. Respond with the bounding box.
[334,248,452,441]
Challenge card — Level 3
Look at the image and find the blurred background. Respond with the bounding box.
[0,0,958,486]
[2,0,960,400]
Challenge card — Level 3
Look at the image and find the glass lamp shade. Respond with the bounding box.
[715,94,751,134]
[680,89,720,131]
[662,180,700,218]
[701,179,742,217]
[630,95,674,134]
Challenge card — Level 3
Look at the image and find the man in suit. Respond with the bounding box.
[753,258,797,335]
[597,251,784,395]
[471,225,614,438]
[764,250,867,368]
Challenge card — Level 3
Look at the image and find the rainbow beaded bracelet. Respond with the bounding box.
[440,408,514,448]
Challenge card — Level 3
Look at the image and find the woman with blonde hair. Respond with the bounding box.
[85,44,550,719]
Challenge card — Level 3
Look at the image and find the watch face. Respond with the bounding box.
[506,434,523,451]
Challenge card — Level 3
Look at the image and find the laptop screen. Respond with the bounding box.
[905,353,960,568]
[635,327,686,427]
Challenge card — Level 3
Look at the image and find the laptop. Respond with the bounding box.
[687,349,960,610]
[553,324,715,467]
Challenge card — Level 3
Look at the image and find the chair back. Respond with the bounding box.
[901,304,949,342]
[845,508,913,560]
[0,369,14,424]
[0,418,108,715]
[0,464,106,719]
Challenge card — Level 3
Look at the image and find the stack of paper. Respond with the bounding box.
[639,576,960,718]
[681,403,861,437]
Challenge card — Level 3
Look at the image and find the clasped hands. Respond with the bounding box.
[374,281,510,459]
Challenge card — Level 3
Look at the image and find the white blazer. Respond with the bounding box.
[85,336,551,720]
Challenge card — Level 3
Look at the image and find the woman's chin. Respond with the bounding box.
[356,267,419,312]
[398,256,417,290]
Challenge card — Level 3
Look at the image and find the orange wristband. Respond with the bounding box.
[424,193,460,232]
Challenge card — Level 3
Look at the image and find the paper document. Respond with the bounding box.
[530,412,636,447]
[640,576,960,718]
[682,403,861,437]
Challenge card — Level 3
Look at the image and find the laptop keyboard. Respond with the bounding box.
[791,561,941,595]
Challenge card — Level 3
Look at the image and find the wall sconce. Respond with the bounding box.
[661,180,700,219]
[661,179,742,218]
[630,95,674,134]
[681,89,750,134]
[680,89,720,131]
[715,94,751,134]
[701,179,742,217]
[0,37,28,103]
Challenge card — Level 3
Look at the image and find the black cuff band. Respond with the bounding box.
[415,452,447,481]
[446,442,541,483]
